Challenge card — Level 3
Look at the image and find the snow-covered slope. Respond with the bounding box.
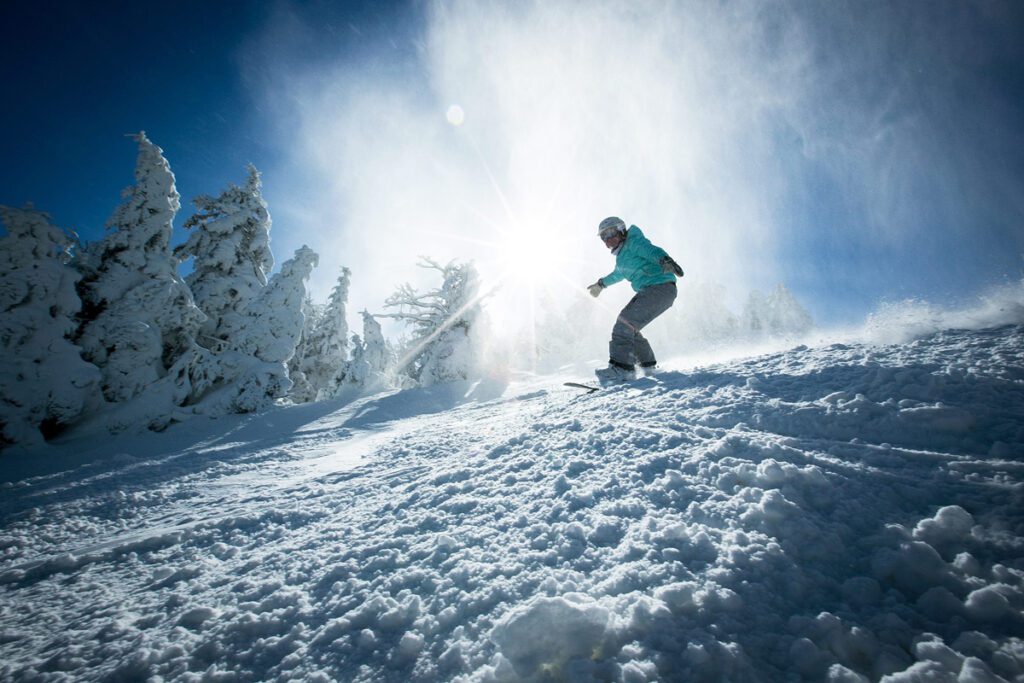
[1,325,1022,682]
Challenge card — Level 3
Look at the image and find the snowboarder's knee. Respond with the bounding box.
[612,322,637,339]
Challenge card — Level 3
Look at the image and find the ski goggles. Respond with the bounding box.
[599,228,623,241]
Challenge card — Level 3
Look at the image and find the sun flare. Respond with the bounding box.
[495,230,563,285]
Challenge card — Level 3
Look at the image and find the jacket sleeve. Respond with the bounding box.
[601,267,625,287]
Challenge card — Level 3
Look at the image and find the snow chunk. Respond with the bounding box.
[964,585,1015,621]
[654,581,698,612]
[588,519,625,547]
[490,594,611,677]
[872,541,957,598]
[398,631,424,659]
[178,606,218,629]
[913,636,964,672]
[878,660,955,682]
[435,533,459,551]
[912,506,974,556]
[916,587,963,622]
[959,656,1009,683]
[827,663,870,682]
[740,488,801,525]
[358,628,377,649]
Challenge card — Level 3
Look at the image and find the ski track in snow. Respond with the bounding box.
[1,326,1023,682]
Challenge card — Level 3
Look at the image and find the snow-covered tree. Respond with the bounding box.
[299,267,351,400]
[100,343,218,434]
[741,284,813,340]
[764,284,814,338]
[742,291,768,339]
[673,281,740,345]
[382,258,488,386]
[287,293,322,403]
[0,206,100,446]
[106,245,319,429]
[234,245,318,364]
[344,333,371,388]
[174,164,273,346]
[76,132,204,402]
[337,310,393,391]
[360,309,391,377]
[197,245,318,415]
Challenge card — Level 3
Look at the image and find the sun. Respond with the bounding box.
[470,221,593,342]
[496,229,564,286]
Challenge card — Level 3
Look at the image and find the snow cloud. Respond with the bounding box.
[246,0,1024,334]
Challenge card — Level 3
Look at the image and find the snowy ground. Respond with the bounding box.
[1,324,1023,682]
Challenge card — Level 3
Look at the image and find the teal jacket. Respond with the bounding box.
[600,225,677,292]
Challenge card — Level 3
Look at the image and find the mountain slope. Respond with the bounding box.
[1,325,1023,681]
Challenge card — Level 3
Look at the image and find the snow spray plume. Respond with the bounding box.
[249,1,1024,342]
[245,2,790,347]
[861,278,1024,346]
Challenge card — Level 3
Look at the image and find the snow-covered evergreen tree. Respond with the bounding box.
[343,333,371,388]
[360,309,391,378]
[196,246,318,415]
[301,267,351,400]
[234,245,318,364]
[764,284,814,338]
[383,258,487,386]
[76,132,204,402]
[174,164,273,347]
[674,281,740,345]
[91,240,316,430]
[0,206,100,446]
[287,292,322,403]
[741,291,768,340]
[336,310,393,392]
[741,284,813,340]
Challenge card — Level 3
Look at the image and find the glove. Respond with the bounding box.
[587,280,605,298]
[660,256,684,277]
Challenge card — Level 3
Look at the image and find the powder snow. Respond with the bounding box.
[1,324,1022,681]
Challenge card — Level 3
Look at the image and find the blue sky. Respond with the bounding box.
[0,1,413,245]
[2,1,1023,329]
[2,2,268,235]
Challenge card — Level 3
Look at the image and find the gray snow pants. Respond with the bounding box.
[609,282,677,368]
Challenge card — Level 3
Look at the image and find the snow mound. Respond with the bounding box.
[490,594,612,677]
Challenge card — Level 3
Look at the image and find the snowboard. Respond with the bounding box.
[564,381,601,393]
[564,375,660,393]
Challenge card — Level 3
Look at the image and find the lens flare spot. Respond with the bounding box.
[446,105,465,126]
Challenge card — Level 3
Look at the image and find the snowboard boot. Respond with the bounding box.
[639,361,660,377]
[595,360,636,386]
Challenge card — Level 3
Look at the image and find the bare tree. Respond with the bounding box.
[381,258,487,386]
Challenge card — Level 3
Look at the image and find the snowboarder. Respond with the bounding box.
[587,216,683,384]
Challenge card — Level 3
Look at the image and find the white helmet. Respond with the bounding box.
[598,216,626,238]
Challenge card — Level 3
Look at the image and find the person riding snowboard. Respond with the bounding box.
[588,216,684,384]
